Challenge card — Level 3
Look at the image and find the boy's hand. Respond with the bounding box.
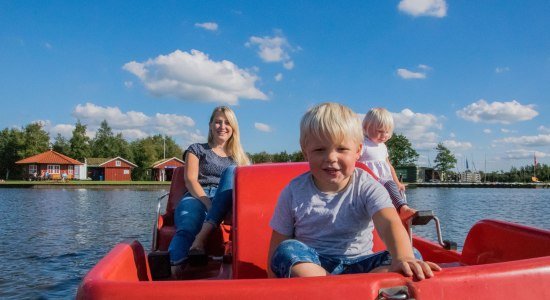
[390,257,441,280]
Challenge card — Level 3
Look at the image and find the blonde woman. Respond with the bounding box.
[169,106,249,277]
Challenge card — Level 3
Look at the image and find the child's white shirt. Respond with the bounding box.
[359,137,392,181]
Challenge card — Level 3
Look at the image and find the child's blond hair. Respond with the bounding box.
[300,102,363,150]
[362,108,394,139]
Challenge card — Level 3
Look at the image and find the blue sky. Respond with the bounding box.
[1,0,549,171]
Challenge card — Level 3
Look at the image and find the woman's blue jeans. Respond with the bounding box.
[168,165,235,265]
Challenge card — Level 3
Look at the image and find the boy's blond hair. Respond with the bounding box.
[208,106,250,166]
[362,107,394,139]
[300,102,363,150]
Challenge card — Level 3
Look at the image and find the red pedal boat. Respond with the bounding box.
[77,163,550,300]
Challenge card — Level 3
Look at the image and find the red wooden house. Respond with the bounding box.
[151,157,185,181]
[15,150,83,180]
[86,157,137,181]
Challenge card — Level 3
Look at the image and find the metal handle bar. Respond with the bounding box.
[151,192,169,252]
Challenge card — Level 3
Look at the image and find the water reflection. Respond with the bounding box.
[0,187,548,299]
[406,188,550,249]
[0,188,166,299]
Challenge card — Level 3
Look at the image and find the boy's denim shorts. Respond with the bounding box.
[271,239,421,278]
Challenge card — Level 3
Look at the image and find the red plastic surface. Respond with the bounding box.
[78,163,550,300]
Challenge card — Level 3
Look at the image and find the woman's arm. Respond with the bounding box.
[184,152,212,210]
[267,230,291,278]
[373,208,440,280]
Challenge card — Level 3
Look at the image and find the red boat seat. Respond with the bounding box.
[155,166,229,255]
[460,219,550,265]
[232,162,387,279]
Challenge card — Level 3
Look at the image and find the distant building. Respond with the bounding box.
[151,157,185,181]
[86,157,137,181]
[395,166,435,182]
[459,170,481,183]
[15,150,84,180]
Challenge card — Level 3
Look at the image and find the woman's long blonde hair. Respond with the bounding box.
[208,106,250,166]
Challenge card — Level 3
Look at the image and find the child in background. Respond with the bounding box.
[360,108,416,218]
[267,102,440,278]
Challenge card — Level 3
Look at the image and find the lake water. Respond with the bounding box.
[0,187,548,299]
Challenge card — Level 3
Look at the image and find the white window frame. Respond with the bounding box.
[116,160,121,167]
[123,169,130,175]
[29,165,37,174]
[68,165,74,175]
[47,165,60,174]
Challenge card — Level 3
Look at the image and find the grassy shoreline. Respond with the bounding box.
[0,180,171,189]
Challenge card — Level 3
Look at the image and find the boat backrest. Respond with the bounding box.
[232,162,386,279]
[163,166,188,225]
[154,166,187,251]
[460,219,550,265]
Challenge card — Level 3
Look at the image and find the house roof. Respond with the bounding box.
[87,156,137,168]
[16,150,83,165]
[151,157,185,168]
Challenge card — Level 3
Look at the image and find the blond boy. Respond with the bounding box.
[267,102,440,278]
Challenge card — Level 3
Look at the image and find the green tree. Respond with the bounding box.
[290,150,305,162]
[386,133,419,167]
[111,133,133,161]
[249,151,272,164]
[52,134,70,155]
[130,135,183,180]
[433,143,457,181]
[272,151,291,162]
[69,120,91,161]
[0,128,25,179]
[22,122,50,158]
[91,120,118,157]
[130,139,158,180]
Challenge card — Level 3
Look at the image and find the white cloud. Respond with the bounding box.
[73,103,150,128]
[483,128,492,134]
[442,139,473,151]
[495,67,510,74]
[195,22,218,31]
[397,68,426,79]
[449,132,456,138]
[274,73,283,81]
[124,81,133,88]
[246,32,295,70]
[494,134,550,147]
[538,125,550,133]
[398,0,447,18]
[69,103,204,147]
[456,99,538,124]
[47,124,75,138]
[500,128,517,134]
[391,108,442,150]
[418,64,431,70]
[123,49,267,105]
[44,42,52,49]
[503,149,548,159]
[254,122,272,132]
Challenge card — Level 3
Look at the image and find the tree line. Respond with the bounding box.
[0,121,546,182]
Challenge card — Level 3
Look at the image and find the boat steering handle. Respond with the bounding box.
[151,193,169,252]
[407,210,456,250]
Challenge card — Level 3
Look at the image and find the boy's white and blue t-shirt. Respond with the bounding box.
[269,168,393,259]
